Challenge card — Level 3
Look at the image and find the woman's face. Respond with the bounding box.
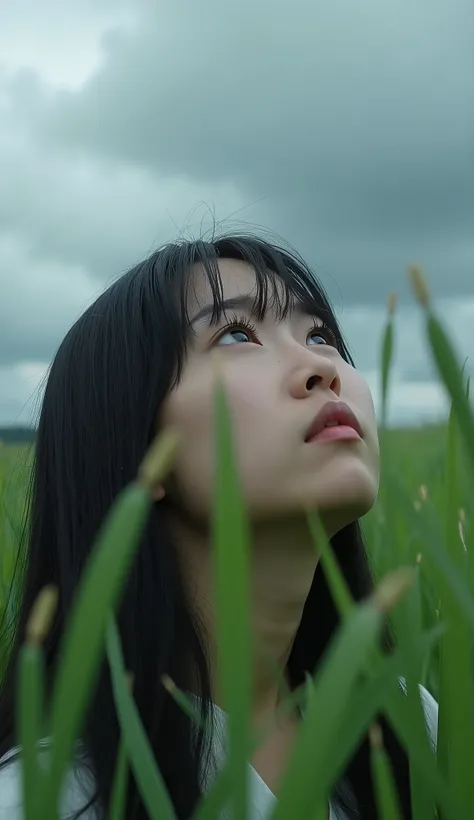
[160,259,379,535]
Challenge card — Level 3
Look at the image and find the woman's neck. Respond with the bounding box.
[169,512,320,725]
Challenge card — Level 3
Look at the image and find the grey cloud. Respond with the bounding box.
[0,234,100,366]
[29,0,474,303]
[1,0,473,426]
[0,73,248,285]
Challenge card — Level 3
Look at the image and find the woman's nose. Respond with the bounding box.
[288,351,341,399]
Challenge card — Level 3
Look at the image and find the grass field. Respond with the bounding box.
[0,421,452,695]
[0,441,34,645]
[0,421,459,690]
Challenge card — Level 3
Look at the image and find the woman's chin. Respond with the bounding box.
[246,466,378,531]
[299,461,379,526]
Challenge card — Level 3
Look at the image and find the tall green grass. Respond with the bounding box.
[0,265,472,819]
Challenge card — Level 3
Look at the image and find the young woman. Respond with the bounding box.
[0,234,437,819]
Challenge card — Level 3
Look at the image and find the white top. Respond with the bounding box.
[0,684,438,819]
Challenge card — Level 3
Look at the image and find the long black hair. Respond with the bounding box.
[0,232,411,819]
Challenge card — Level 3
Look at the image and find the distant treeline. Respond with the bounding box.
[0,427,36,444]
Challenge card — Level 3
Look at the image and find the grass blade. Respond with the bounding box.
[17,586,58,820]
[388,555,439,820]
[211,362,252,820]
[108,672,136,820]
[108,734,129,820]
[382,682,461,820]
[380,292,397,430]
[322,625,445,790]
[369,723,403,820]
[306,511,353,620]
[436,407,474,816]
[17,646,46,820]
[408,265,474,472]
[106,618,176,820]
[270,570,414,820]
[39,431,178,818]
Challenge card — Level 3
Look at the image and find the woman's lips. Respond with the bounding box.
[304,400,363,442]
[307,423,362,443]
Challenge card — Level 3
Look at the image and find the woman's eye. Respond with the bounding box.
[306,323,337,347]
[216,328,252,345]
[307,330,329,346]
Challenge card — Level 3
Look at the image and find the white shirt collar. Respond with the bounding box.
[187,694,341,820]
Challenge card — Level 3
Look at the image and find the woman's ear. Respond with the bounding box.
[153,485,166,502]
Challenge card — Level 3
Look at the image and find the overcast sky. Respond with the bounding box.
[1,0,473,427]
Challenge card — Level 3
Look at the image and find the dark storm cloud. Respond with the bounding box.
[35,0,474,303]
[1,0,473,424]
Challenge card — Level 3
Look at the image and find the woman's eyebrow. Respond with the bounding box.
[190,294,317,326]
[190,294,257,326]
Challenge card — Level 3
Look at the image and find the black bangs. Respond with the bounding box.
[155,234,353,365]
